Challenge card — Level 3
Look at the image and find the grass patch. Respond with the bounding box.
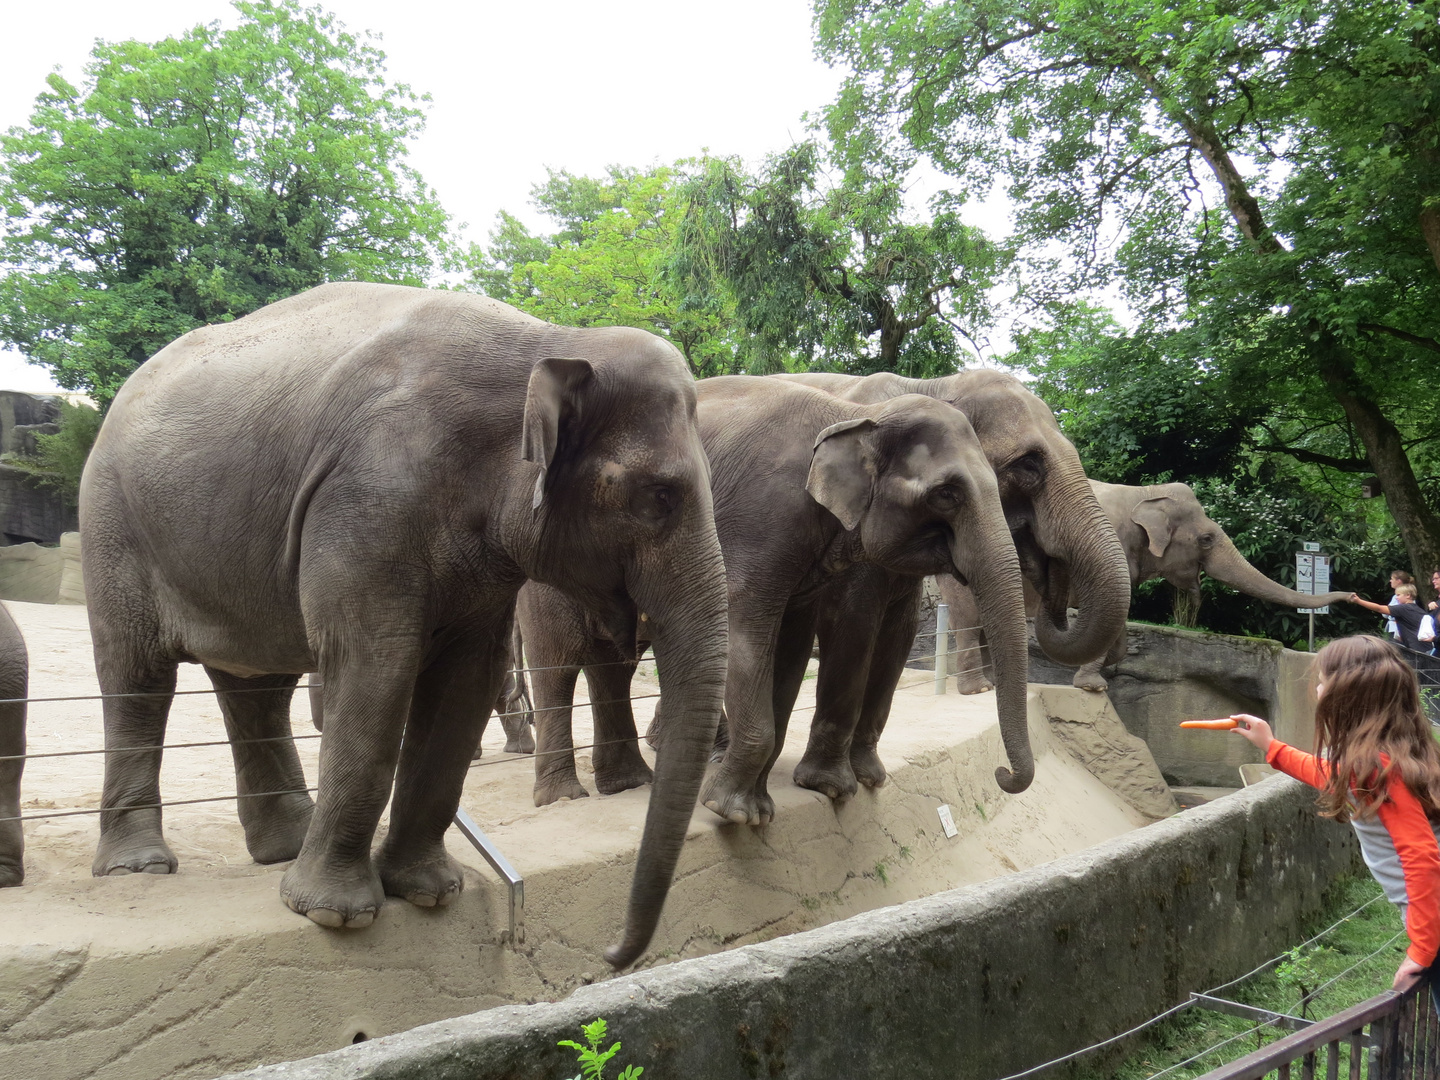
[1070,876,1405,1080]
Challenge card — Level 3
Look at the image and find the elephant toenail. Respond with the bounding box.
[141,863,169,874]
[408,893,438,907]
[106,867,133,876]
[305,908,346,928]
[345,911,375,928]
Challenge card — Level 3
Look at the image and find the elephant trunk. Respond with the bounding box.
[1032,475,1132,666]
[603,544,727,971]
[950,520,1033,794]
[1203,537,1352,609]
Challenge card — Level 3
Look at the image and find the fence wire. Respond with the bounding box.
[4,644,990,825]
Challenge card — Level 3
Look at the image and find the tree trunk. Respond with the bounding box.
[1134,66,1440,604]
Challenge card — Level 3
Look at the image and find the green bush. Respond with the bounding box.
[6,398,102,506]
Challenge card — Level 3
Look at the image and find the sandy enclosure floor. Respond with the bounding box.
[14,600,689,884]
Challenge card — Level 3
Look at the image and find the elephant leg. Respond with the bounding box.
[278,626,422,928]
[90,624,180,877]
[530,662,587,805]
[205,668,313,864]
[584,650,650,795]
[762,603,819,801]
[794,571,887,801]
[939,575,993,695]
[701,604,786,826]
[849,578,924,790]
[376,619,506,910]
[0,613,25,887]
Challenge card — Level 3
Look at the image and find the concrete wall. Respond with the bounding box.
[1030,623,1318,786]
[222,777,1360,1080]
[0,532,84,605]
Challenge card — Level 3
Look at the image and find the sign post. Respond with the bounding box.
[1296,542,1331,653]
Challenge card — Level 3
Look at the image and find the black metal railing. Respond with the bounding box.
[1197,977,1438,1079]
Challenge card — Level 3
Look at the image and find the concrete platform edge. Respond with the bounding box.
[223,776,1361,1080]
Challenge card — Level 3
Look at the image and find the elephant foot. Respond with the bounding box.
[0,856,22,888]
[280,852,383,929]
[533,771,590,807]
[643,715,663,750]
[92,819,178,877]
[239,790,315,865]
[792,751,858,802]
[377,844,464,909]
[593,739,653,795]
[1072,664,1109,692]
[955,672,994,695]
[503,726,536,755]
[700,767,774,826]
[850,745,888,790]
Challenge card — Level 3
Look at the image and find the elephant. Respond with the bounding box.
[945,480,1355,691]
[514,376,1032,825]
[0,606,26,887]
[773,371,1130,788]
[308,618,535,757]
[80,282,727,970]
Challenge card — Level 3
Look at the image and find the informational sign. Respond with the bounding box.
[1296,550,1331,614]
[1303,541,1321,552]
[937,804,958,839]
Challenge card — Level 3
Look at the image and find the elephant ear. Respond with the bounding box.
[521,357,595,510]
[1130,495,1177,558]
[806,417,878,531]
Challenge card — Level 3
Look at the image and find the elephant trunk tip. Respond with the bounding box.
[994,764,1034,795]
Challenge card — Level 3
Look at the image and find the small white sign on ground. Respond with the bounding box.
[937,804,958,838]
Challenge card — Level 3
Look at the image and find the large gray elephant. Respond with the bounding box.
[0,606,27,887]
[515,376,1031,825]
[945,480,1355,691]
[774,371,1130,790]
[80,282,726,969]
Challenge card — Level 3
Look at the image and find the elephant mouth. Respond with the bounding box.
[1014,527,1070,629]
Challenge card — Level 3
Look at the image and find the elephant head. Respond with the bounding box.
[516,336,727,971]
[931,372,1131,667]
[776,370,1131,669]
[1097,481,1353,609]
[806,395,1033,792]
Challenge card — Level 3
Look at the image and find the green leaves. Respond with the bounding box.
[559,1018,644,1080]
[0,0,450,403]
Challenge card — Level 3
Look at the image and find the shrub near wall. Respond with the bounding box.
[225,777,1360,1080]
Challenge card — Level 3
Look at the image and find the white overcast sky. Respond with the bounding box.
[0,0,855,393]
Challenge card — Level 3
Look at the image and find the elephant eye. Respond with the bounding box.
[1198,532,1216,547]
[1004,452,1044,491]
[927,485,962,511]
[630,482,683,526]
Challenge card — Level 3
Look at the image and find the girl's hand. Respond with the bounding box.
[1393,956,1427,993]
[1229,714,1273,755]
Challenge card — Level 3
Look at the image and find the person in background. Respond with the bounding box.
[1351,586,1427,657]
[1232,636,1440,994]
[1387,571,1415,641]
[1428,569,1439,618]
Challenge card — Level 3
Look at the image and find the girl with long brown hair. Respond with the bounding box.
[1232,634,1440,993]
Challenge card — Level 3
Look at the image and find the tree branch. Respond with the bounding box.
[1357,322,1440,356]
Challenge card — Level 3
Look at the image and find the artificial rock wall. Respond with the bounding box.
[223,776,1359,1080]
[1030,622,1318,787]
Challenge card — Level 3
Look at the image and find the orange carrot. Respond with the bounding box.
[1179,718,1240,730]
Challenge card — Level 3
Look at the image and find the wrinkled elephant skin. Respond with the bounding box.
[0,606,26,887]
[81,283,726,970]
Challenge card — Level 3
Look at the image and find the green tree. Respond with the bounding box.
[672,142,1008,375]
[0,0,450,403]
[816,0,1440,595]
[464,164,740,377]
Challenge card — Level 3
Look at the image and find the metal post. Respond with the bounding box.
[453,807,525,947]
[1308,611,1315,654]
[935,602,949,695]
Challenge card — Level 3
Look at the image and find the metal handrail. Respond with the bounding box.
[1196,976,1437,1079]
[453,807,525,949]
